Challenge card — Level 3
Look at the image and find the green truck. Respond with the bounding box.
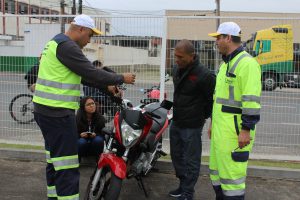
[244,24,300,91]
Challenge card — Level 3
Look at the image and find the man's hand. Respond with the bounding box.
[107,86,123,97]
[30,83,36,93]
[90,133,96,138]
[80,132,88,138]
[107,85,117,95]
[238,129,251,148]
[122,73,136,84]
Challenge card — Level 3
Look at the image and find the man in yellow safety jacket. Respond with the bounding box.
[33,14,135,200]
[208,22,261,200]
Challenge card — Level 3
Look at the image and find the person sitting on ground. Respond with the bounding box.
[76,96,105,162]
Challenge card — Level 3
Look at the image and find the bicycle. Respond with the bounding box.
[9,93,34,124]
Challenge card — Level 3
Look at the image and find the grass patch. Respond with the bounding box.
[0,143,43,151]
[1,143,300,169]
[248,159,300,169]
[161,155,300,169]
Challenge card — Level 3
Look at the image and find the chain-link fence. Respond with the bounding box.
[0,15,299,161]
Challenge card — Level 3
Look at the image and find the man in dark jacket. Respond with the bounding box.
[169,39,216,200]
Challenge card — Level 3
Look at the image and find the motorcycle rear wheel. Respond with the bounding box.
[84,166,122,200]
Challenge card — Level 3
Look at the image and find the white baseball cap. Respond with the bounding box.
[71,14,102,35]
[208,22,241,37]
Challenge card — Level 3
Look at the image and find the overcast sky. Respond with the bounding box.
[81,0,300,36]
[84,0,300,14]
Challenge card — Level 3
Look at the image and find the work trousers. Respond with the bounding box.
[210,136,249,200]
[34,112,80,200]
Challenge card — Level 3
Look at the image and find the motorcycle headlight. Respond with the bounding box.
[121,121,142,147]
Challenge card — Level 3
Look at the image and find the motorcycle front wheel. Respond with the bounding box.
[84,166,123,200]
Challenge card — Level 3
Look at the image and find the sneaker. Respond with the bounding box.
[169,188,182,198]
[177,193,193,200]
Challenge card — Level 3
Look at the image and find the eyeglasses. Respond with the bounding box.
[85,102,95,107]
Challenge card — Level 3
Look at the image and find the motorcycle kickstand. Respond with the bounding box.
[135,176,148,198]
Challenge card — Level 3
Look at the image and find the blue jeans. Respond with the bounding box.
[78,136,104,157]
[170,122,203,198]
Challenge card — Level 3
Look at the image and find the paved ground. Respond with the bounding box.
[0,158,299,200]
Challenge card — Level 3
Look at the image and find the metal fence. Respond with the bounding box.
[0,15,299,161]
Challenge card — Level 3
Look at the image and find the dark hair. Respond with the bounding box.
[92,60,116,73]
[232,35,241,43]
[76,96,105,133]
[92,60,102,67]
[77,96,102,131]
[220,34,241,44]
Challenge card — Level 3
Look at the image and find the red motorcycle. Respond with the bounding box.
[84,99,173,200]
[140,74,169,105]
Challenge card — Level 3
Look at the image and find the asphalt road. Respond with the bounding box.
[0,72,300,159]
[0,158,299,200]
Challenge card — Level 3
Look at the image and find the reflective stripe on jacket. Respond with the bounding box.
[33,39,81,109]
[212,51,261,142]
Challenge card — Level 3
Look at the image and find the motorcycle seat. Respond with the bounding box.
[145,103,168,134]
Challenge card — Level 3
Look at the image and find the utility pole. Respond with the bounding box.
[72,0,76,15]
[60,0,65,33]
[1,0,5,35]
[214,0,221,72]
[78,0,82,14]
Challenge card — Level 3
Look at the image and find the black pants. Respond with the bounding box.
[213,185,245,200]
[34,112,79,200]
[170,122,203,197]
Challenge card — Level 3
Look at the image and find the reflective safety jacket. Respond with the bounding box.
[212,51,261,142]
[33,38,81,110]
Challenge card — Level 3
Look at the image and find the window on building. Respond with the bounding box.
[105,23,110,33]
[5,0,15,14]
[19,2,28,14]
[31,6,39,14]
[51,10,59,22]
[41,8,50,20]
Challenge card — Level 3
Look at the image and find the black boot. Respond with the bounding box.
[213,185,224,200]
[223,195,245,200]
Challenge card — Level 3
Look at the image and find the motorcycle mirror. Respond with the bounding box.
[160,100,173,110]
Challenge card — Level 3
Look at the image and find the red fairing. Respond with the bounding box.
[114,112,122,145]
[98,153,127,179]
[155,118,169,140]
[140,117,153,140]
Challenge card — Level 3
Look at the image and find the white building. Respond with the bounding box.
[0,0,110,38]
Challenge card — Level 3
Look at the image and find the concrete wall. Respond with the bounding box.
[102,45,160,66]
[24,24,61,57]
[166,10,300,43]
[0,46,24,56]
